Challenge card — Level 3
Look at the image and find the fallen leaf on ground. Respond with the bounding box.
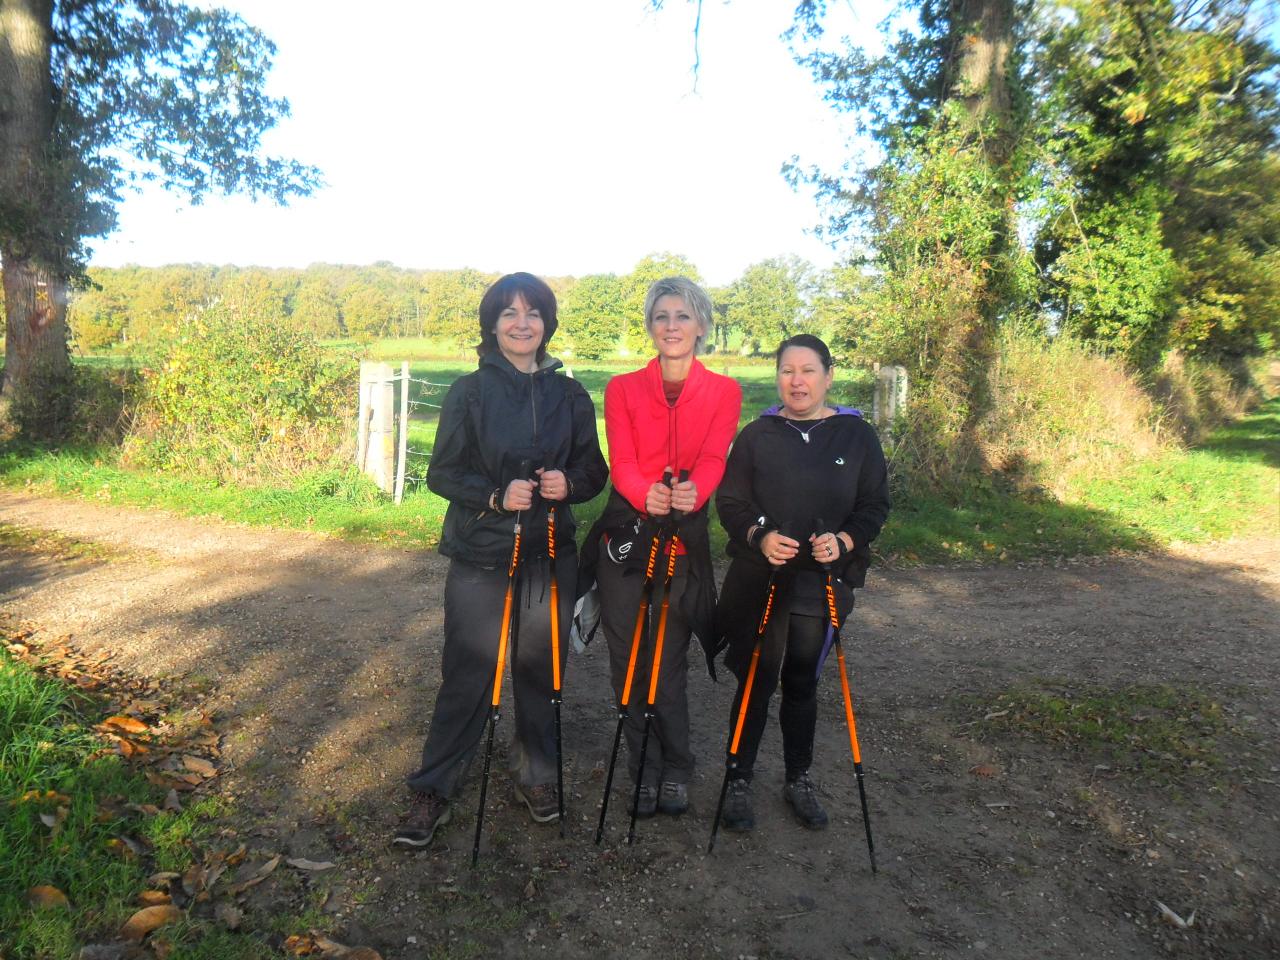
[26,885,69,909]
[1155,900,1196,929]
[283,935,319,956]
[119,904,182,941]
[101,715,150,735]
[163,789,183,813]
[286,857,337,871]
[969,763,1002,778]
[224,855,281,895]
[182,755,217,777]
[215,902,242,930]
[182,863,206,897]
[137,890,171,906]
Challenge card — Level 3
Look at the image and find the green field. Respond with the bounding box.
[1,355,1274,564]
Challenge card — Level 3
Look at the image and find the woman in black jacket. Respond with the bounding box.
[394,272,608,847]
[714,334,890,833]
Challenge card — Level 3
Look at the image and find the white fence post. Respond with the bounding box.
[357,361,396,493]
[394,361,409,504]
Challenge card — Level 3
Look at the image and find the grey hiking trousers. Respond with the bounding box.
[597,552,695,788]
[407,550,574,798]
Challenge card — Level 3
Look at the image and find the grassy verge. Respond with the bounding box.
[958,679,1249,786]
[883,396,1278,563]
[0,648,278,959]
[1,390,1273,564]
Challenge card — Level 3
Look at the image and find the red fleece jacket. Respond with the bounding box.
[604,357,742,514]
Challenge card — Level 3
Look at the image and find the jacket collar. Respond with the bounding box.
[644,355,706,406]
[480,350,563,383]
[759,403,862,420]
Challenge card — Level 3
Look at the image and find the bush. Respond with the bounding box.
[0,361,134,444]
[1150,351,1260,445]
[123,306,357,481]
[982,327,1167,498]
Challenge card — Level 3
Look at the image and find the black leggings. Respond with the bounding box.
[724,613,826,782]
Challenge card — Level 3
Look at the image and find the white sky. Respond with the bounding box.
[89,0,888,287]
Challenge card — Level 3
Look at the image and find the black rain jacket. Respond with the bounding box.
[427,352,608,567]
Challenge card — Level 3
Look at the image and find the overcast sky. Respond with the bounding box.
[89,0,887,286]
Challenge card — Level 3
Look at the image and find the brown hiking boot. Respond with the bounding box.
[393,791,451,847]
[513,782,560,823]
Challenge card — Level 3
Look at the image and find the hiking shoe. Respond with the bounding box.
[631,783,659,818]
[393,791,451,847]
[657,780,689,815]
[513,782,560,824]
[783,773,829,830]
[720,778,754,832]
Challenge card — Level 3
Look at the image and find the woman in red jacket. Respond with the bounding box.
[589,277,741,818]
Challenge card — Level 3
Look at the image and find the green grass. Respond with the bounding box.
[0,650,307,959]
[884,396,1279,563]
[3,374,1273,564]
[962,680,1242,781]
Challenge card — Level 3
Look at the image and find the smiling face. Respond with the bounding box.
[776,345,833,418]
[494,293,545,372]
[648,294,705,361]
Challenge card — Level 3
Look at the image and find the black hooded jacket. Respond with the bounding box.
[427,352,608,567]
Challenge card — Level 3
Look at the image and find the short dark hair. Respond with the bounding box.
[476,272,559,363]
[774,333,832,370]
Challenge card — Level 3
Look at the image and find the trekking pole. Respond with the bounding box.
[816,517,877,874]
[708,564,780,854]
[627,469,689,846]
[595,470,673,845]
[472,459,533,868]
[546,501,566,837]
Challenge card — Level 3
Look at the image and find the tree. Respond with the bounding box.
[721,256,810,353]
[1033,0,1280,365]
[780,0,1031,477]
[0,0,319,433]
[561,273,627,359]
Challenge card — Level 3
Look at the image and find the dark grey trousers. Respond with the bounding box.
[597,552,694,788]
[407,550,574,798]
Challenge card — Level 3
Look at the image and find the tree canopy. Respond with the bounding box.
[0,0,320,432]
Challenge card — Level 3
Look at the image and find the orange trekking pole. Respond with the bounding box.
[707,566,780,854]
[472,459,533,867]
[594,469,674,844]
[816,517,877,874]
[546,502,565,836]
[626,469,688,845]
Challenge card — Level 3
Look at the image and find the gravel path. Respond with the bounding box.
[2,490,1277,959]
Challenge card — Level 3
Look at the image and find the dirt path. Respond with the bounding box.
[2,491,1277,960]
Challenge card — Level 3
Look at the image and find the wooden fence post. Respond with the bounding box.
[358,361,396,492]
[873,364,908,431]
[394,361,409,504]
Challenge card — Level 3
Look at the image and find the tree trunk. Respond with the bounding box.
[947,0,1017,466]
[1,0,71,428]
[951,0,1015,163]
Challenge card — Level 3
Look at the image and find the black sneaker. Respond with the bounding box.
[393,791,451,847]
[514,782,560,824]
[657,780,688,815]
[631,783,658,818]
[720,778,754,832]
[783,773,829,830]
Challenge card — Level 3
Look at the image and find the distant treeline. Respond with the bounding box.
[59,253,830,360]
